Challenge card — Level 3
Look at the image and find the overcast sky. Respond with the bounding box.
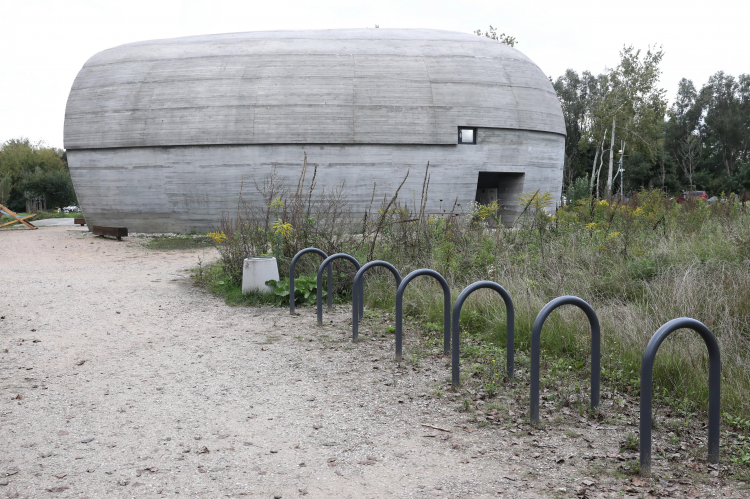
[1,0,747,149]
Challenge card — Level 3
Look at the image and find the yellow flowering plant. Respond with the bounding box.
[272,219,293,238]
[207,231,227,243]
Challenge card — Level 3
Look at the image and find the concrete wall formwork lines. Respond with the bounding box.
[64,29,566,233]
[64,30,564,149]
[67,129,564,233]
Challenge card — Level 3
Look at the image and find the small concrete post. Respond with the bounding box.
[242,257,280,294]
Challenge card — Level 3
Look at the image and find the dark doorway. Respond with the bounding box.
[475,172,525,225]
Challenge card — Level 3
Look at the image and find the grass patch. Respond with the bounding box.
[144,235,214,251]
[1,210,82,225]
[193,262,276,306]
[355,199,750,419]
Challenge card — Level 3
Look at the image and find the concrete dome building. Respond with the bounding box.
[64,29,565,232]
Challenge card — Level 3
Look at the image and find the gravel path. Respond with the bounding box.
[0,227,744,498]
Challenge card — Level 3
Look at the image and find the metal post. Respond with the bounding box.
[451,281,515,387]
[351,261,402,342]
[316,254,361,326]
[529,296,600,426]
[395,269,451,360]
[640,318,720,476]
[359,278,364,320]
[289,248,332,314]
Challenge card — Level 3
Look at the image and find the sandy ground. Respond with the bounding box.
[0,227,746,498]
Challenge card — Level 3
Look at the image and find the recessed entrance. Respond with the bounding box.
[475,172,525,225]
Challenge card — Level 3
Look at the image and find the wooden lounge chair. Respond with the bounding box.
[0,204,36,229]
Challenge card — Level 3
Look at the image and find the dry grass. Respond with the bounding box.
[365,195,750,418]
[209,157,750,418]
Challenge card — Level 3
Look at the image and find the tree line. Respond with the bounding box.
[476,27,749,199]
[553,48,749,200]
[0,138,77,211]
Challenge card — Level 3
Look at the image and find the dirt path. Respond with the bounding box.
[0,227,745,498]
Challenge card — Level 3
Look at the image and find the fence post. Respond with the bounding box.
[640,318,720,476]
[352,261,402,342]
[289,248,332,314]
[316,254,361,326]
[395,269,451,360]
[451,281,515,387]
[529,296,600,426]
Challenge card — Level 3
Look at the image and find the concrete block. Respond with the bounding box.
[242,257,280,294]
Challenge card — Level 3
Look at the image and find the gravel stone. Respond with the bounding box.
[0,227,744,497]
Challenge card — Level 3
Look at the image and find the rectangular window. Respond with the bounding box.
[458,127,476,144]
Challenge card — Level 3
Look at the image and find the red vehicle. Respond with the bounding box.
[675,191,708,203]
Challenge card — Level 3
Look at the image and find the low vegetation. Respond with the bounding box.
[0,210,82,226]
[195,165,750,442]
[0,138,77,212]
[142,234,213,251]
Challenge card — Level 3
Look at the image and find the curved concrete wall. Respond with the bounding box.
[64,29,565,233]
[67,128,563,232]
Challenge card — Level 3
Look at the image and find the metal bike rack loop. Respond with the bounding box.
[395,269,451,360]
[451,281,515,387]
[351,261,402,342]
[530,295,600,426]
[316,254,361,326]
[640,318,720,476]
[289,248,332,314]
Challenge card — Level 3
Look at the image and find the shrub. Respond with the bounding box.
[566,175,591,205]
[18,167,78,207]
[214,155,359,285]
[265,275,325,307]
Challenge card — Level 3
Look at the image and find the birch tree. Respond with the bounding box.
[675,134,702,190]
[554,70,606,190]
[591,129,607,196]
[593,46,667,200]
[570,71,610,198]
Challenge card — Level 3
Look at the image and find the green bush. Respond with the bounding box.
[729,161,750,192]
[265,275,325,306]
[18,167,77,207]
[0,138,74,211]
[566,175,591,204]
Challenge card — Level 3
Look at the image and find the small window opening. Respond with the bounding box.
[458,127,476,144]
